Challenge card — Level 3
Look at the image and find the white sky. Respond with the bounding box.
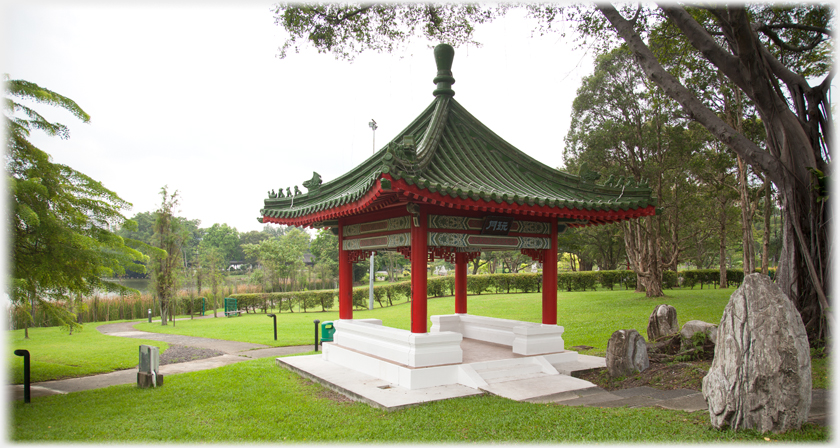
[2,2,594,234]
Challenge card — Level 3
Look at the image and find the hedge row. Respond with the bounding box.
[228,268,776,314]
[681,267,777,289]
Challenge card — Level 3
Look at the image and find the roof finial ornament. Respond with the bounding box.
[432,43,455,97]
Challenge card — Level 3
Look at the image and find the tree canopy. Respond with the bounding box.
[274,3,507,60]
[272,1,833,342]
[5,76,146,335]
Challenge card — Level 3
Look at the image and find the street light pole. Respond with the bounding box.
[368,119,377,154]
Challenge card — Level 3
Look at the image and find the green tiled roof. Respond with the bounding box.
[260,45,656,226]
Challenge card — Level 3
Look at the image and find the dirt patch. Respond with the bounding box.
[316,387,356,404]
[576,360,712,391]
[290,373,355,404]
[159,344,224,365]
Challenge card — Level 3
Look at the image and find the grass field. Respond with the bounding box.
[10,287,828,388]
[9,357,828,443]
[7,324,169,384]
[8,287,830,442]
[3,287,770,384]
[133,287,734,355]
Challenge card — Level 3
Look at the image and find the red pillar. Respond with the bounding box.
[542,220,558,325]
[410,205,428,333]
[338,221,353,320]
[455,252,468,314]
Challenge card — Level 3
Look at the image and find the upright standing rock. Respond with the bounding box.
[137,345,163,388]
[647,304,679,341]
[702,274,811,433]
[606,329,649,378]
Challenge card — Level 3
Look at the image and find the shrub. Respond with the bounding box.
[383,281,412,304]
[662,270,679,289]
[468,275,492,295]
[575,271,598,291]
[557,272,575,292]
[427,277,450,297]
[511,273,540,293]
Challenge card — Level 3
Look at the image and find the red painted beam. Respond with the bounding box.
[411,205,428,333]
[338,221,353,320]
[455,252,468,314]
[542,220,558,325]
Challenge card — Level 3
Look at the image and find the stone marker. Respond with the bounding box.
[137,345,164,388]
[647,304,679,341]
[606,329,649,378]
[680,320,718,350]
[702,274,811,433]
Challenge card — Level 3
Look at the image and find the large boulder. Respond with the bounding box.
[647,304,679,341]
[606,329,649,378]
[680,320,718,351]
[702,274,811,433]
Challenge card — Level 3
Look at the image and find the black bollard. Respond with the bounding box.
[267,313,277,340]
[314,319,320,352]
[14,349,30,403]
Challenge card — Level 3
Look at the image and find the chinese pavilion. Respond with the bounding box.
[261,44,656,390]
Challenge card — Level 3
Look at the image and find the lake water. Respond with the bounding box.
[106,278,152,294]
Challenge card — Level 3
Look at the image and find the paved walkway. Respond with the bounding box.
[9,319,312,401]
[542,385,830,427]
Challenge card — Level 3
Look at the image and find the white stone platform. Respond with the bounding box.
[277,337,605,411]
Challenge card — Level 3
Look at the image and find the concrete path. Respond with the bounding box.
[97,320,269,353]
[547,385,830,427]
[9,319,312,401]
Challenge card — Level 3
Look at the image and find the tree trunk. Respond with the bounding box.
[598,3,832,343]
[762,180,771,274]
[719,196,727,289]
[737,156,755,274]
[212,280,218,318]
[159,295,168,326]
[643,214,664,297]
[471,256,484,275]
[623,217,662,296]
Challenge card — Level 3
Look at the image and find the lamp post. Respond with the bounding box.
[267,313,277,341]
[368,119,377,154]
[367,119,379,310]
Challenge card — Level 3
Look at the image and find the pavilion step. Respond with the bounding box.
[471,358,557,384]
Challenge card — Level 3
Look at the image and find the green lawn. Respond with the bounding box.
[10,357,828,443]
[135,287,734,355]
[8,287,830,443]
[10,287,827,388]
[4,287,750,384]
[7,323,168,384]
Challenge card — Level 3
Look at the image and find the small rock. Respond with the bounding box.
[647,304,679,341]
[570,345,594,351]
[680,320,718,350]
[606,329,649,378]
[702,274,811,433]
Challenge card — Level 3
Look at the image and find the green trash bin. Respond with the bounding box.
[320,321,335,342]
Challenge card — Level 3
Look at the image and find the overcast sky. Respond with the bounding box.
[3,2,595,234]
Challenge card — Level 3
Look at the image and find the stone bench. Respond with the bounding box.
[332,319,463,367]
[430,314,565,355]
